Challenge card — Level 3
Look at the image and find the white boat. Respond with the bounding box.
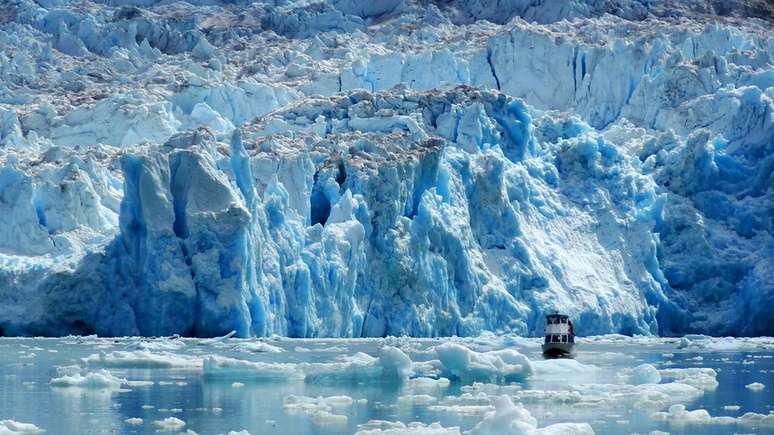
[542,313,575,357]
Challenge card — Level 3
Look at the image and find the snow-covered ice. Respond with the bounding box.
[153,417,186,431]
[49,369,124,390]
[469,396,594,435]
[0,0,771,338]
[0,420,44,435]
[745,381,765,391]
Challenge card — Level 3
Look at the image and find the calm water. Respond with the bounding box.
[1,335,772,434]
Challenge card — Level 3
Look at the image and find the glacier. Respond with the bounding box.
[0,0,771,337]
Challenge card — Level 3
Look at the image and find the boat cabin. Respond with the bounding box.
[544,313,574,345]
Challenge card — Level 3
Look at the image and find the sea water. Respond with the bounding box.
[1,335,772,434]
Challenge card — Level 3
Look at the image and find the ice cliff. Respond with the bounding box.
[0,0,772,337]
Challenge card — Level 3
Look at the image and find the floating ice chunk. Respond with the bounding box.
[283,395,355,415]
[311,410,347,425]
[745,382,765,391]
[201,331,237,344]
[723,405,740,411]
[82,351,201,368]
[531,359,597,378]
[514,380,704,411]
[428,404,495,416]
[231,382,244,388]
[203,356,303,382]
[284,395,332,414]
[304,346,412,384]
[469,396,593,435]
[153,417,186,431]
[129,339,187,351]
[355,420,460,435]
[0,420,44,434]
[627,364,662,385]
[55,365,83,377]
[737,412,774,427]
[283,395,352,425]
[222,431,250,435]
[408,377,451,389]
[325,396,355,407]
[659,368,718,390]
[124,418,143,425]
[398,394,437,405]
[428,392,495,416]
[236,341,283,353]
[50,369,125,389]
[651,404,734,425]
[125,380,154,387]
[433,343,532,383]
[650,404,774,427]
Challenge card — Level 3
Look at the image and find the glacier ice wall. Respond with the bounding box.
[0,0,772,337]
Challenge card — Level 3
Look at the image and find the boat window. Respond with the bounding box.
[561,335,567,343]
[553,335,561,343]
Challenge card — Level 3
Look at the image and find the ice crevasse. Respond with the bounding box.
[0,0,772,337]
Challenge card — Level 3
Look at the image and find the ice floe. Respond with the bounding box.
[0,420,44,434]
[356,420,460,435]
[203,355,303,382]
[50,369,124,389]
[651,404,774,428]
[152,417,186,431]
[433,343,532,383]
[745,382,765,391]
[469,396,593,435]
[82,350,201,369]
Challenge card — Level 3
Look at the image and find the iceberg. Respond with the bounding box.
[0,0,771,337]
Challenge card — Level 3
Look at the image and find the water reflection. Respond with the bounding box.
[0,337,772,435]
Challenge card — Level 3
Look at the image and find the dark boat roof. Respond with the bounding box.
[545,313,569,320]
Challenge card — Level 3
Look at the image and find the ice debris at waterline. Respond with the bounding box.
[0,0,773,338]
[3,335,774,434]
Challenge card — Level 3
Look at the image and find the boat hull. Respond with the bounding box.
[542,342,574,357]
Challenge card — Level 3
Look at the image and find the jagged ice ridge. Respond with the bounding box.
[0,0,772,337]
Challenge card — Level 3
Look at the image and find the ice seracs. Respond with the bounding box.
[0,0,772,337]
